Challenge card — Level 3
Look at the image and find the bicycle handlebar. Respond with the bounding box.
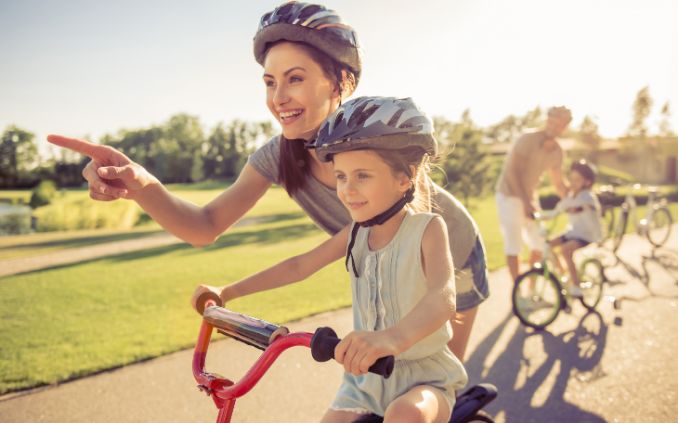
[193,305,395,407]
[311,327,394,378]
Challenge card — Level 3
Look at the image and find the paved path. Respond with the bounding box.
[1,227,677,422]
[0,216,266,278]
[0,232,181,278]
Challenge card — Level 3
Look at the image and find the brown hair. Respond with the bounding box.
[265,41,357,196]
[370,147,433,213]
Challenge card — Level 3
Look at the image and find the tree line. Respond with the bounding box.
[1,87,673,206]
[1,114,275,189]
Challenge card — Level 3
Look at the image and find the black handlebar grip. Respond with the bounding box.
[310,327,395,378]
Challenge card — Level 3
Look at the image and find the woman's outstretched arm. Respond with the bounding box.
[47,135,272,246]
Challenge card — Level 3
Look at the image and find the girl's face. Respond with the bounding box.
[263,42,340,140]
[569,169,589,191]
[333,150,411,222]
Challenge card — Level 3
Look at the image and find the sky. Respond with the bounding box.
[1,0,677,155]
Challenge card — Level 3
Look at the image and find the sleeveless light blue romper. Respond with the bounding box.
[330,211,468,416]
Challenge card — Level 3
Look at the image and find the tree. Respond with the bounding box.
[486,106,544,144]
[155,114,205,183]
[658,101,674,137]
[102,114,205,183]
[0,125,39,188]
[435,111,492,206]
[626,86,653,139]
[203,120,275,180]
[577,115,602,161]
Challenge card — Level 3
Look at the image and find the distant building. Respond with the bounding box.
[486,136,678,184]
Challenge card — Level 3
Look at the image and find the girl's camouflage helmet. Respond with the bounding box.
[253,2,361,82]
[314,96,437,162]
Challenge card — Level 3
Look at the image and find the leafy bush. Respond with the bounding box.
[33,197,142,231]
[0,205,32,235]
[29,180,57,209]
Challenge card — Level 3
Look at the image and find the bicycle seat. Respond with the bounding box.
[451,383,497,423]
[350,383,498,423]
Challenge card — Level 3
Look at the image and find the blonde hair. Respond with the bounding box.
[372,147,433,213]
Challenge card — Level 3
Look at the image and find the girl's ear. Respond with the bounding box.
[397,167,415,193]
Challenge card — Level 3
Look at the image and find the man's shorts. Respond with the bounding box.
[455,236,490,312]
[495,192,544,256]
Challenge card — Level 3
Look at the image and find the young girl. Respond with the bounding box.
[549,159,603,296]
[48,1,488,362]
[192,97,467,423]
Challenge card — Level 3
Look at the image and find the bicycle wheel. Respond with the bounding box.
[578,258,605,310]
[512,268,561,330]
[646,207,672,247]
[611,208,628,252]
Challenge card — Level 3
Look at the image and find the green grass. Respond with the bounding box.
[0,217,349,394]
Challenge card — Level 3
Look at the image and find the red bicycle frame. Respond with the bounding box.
[192,304,313,423]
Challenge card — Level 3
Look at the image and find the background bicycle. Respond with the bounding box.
[512,211,606,330]
[600,183,673,252]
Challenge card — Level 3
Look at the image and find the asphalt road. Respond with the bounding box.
[1,226,677,422]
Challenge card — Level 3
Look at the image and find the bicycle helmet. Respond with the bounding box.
[253,2,361,82]
[314,96,437,162]
[571,159,597,183]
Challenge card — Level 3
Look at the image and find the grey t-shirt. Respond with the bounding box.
[248,136,480,269]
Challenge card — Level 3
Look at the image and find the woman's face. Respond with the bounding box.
[263,42,340,140]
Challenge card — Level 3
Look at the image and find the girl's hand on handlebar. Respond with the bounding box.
[191,284,225,315]
[46,135,159,201]
[334,330,399,376]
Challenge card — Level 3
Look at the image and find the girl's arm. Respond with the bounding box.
[191,225,350,311]
[335,216,456,375]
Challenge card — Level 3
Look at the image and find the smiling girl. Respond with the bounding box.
[193,97,468,423]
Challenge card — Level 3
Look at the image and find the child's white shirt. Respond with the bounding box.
[555,189,603,243]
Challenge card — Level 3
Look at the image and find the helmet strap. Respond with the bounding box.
[303,136,317,149]
[345,187,415,277]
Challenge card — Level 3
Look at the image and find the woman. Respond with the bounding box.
[47,1,488,362]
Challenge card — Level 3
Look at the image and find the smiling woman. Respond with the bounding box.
[46,0,487,381]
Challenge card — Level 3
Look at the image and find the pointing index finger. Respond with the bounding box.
[47,134,108,159]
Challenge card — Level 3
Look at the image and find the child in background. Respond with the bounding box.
[549,159,603,297]
[192,97,467,423]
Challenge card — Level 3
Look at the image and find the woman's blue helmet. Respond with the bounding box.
[253,2,361,83]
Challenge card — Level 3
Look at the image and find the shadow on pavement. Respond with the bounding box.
[466,311,608,423]
[602,247,678,311]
